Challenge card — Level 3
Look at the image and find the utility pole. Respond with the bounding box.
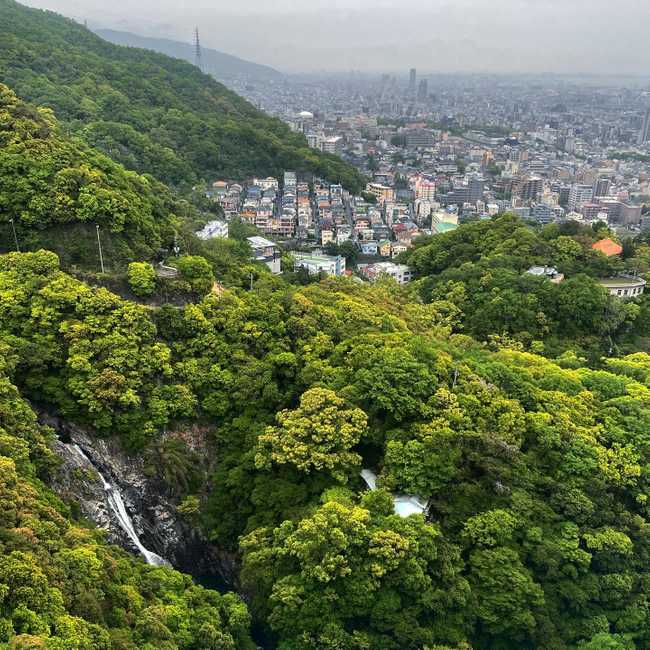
[96,224,105,273]
[250,272,254,291]
[194,27,202,72]
[9,218,20,252]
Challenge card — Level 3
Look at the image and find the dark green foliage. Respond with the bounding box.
[0,0,365,192]
[405,214,648,356]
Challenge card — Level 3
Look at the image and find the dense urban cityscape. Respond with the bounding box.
[195,71,650,289]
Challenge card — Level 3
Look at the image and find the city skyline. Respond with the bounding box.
[20,0,650,76]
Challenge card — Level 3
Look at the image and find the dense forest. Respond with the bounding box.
[0,0,365,193]
[2,249,650,648]
[404,215,650,359]
[3,1,650,647]
[0,82,264,272]
[0,83,199,266]
[0,343,255,648]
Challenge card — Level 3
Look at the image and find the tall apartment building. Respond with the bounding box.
[283,171,297,190]
[445,186,471,205]
[558,186,571,206]
[414,179,436,201]
[405,129,435,149]
[322,136,343,154]
[518,177,544,201]
[469,176,485,204]
[568,184,594,211]
[593,178,612,198]
[366,183,395,202]
[599,199,642,225]
[408,68,417,95]
[532,204,557,224]
[417,79,428,102]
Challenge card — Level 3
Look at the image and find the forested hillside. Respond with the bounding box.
[95,29,283,82]
[0,83,199,266]
[0,0,364,191]
[0,343,254,648]
[404,215,650,359]
[3,3,650,644]
[2,248,650,648]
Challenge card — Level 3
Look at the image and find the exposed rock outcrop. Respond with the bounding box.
[41,413,238,587]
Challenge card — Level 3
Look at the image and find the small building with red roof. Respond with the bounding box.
[592,238,622,257]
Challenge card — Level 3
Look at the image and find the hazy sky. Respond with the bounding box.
[21,0,650,75]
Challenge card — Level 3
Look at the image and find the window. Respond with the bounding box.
[617,289,622,295]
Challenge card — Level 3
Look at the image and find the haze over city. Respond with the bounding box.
[20,0,650,75]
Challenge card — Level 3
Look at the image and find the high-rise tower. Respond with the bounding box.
[638,107,650,145]
[408,68,417,95]
[417,78,428,102]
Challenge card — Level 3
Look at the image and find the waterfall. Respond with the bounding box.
[360,468,378,491]
[360,468,428,518]
[72,444,169,567]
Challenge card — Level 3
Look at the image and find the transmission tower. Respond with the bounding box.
[194,27,202,72]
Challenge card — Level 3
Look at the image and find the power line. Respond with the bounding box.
[9,218,20,252]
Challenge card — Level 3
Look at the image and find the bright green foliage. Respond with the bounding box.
[0,358,254,649]
[256,388,368,482]
[0,251,178,446]
[241,498,469,649]
[405,215,650,357]
[5,249,650,647]
[0,84,187,266]
[0,0,365,193]
[11,2,650,645]
[176,255,215,297]
[127,262,157,297]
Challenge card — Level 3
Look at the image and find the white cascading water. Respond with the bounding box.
[72,444,168,566]
[360,468,428,518]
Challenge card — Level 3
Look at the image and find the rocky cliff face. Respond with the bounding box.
[41,413,238,587]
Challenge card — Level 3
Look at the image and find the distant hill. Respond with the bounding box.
[0,0,365,192]
[95,28,283,82]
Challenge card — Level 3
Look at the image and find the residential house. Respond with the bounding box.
[359,262,414,284]
[248,236,281,274]
[294,253,346,277]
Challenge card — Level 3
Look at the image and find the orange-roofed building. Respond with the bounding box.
[592,238,622,257]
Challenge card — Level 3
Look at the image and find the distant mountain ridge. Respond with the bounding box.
[95,28,283,81]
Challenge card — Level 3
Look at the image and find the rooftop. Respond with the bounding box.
[592,238,623,257]
[247,236,276,248]
[598,277,647,288]
[294,253,342,264]
[433,222,458,234]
